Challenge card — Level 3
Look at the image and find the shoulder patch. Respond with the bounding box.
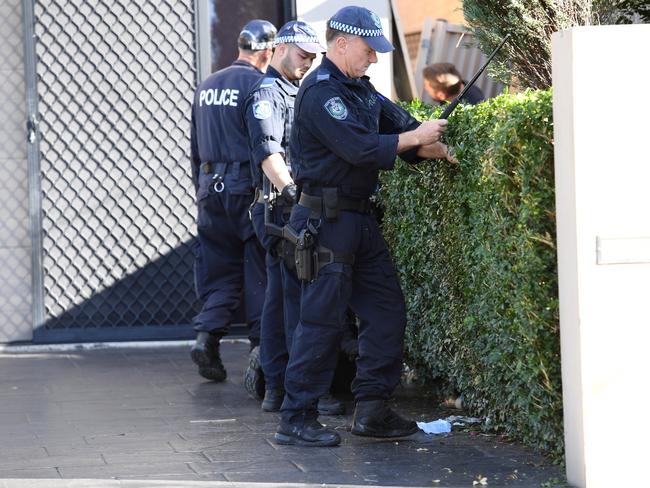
[317,72,330,82]
[323,97,348,120]
[253,100,272,120]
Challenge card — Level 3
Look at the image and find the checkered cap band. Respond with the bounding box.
[274,35,320,46]
[329,20,383,37]
[250,40,275,50]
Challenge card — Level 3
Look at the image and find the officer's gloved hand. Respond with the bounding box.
[280,183,298,205]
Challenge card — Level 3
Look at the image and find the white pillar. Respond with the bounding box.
[552,25,650,488]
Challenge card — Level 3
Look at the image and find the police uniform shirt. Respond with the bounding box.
[290,56,422,200]
[189,60,265,189]
[244,66,298,189]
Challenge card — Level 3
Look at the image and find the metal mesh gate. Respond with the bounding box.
[0,0,32,343]
[31,0,200,341]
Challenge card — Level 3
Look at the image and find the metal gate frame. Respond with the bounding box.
[22,0,209,343]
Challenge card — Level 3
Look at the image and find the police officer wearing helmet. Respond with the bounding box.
[275,6,456,447]
[189,19,276,382]
[242,21,345,416]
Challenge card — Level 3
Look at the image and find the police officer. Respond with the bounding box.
[274,6,456,446]
[243,21,345,416]
[189,20,276,382]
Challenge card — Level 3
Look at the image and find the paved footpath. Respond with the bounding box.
[0,340,567,488]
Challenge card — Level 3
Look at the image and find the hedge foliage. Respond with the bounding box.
[381,90,563,458]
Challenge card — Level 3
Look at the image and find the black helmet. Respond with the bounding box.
[238,19,277,51]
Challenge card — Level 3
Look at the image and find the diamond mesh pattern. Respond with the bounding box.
[0,0,32,342]
[33,0,200,333]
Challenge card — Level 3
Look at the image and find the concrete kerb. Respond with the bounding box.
[0,338,248,354]
[1,481,467,488]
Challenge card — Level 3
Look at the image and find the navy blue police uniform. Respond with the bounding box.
[189,20,275,382]
[275,6,426,446]
[245,65,302,397]
[244,21,344,413]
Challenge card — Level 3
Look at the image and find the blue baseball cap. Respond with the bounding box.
[328,6,394,53]
[275,20,325,54]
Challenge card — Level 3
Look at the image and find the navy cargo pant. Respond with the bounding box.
[193,162,266,345]
[281,203,407,425]
[250,201,301,391]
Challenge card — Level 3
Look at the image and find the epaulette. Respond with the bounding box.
[316,71,330,82]
[259,77,276,88]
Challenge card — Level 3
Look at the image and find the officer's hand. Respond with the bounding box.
[417,142,458,164]
[280,182,298,205]
[415,120,448,146]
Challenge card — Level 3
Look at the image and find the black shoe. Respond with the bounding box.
[261,388,284,412]
[190,332,226,382]
[317,393,345,416]
[243,345,265,400]
[351,399,419,438]
[275,419,341,447]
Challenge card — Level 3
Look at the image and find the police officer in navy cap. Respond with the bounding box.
[274,6,456,446]
[242,20,345,416]
[189,19,276,382]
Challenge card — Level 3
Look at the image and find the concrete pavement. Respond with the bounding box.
[0,340,567,487]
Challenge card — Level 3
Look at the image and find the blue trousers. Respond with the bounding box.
[192,166,266,344]
[281,204,406,425]
[250,201,301,391]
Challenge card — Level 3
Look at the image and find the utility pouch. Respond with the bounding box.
[322,187,339,222]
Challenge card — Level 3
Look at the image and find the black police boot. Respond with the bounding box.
[261,388,284,412]
[351,399,419,438]
[275,419,341,447]
[190,332,227,382]
[243,345,265,400]
[317,393,345,416]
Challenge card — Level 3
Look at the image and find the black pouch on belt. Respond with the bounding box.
[322,187,339,222]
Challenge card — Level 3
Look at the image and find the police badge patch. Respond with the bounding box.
[253,100,272,119]
[370,12,382,29]
[324,97,348,120]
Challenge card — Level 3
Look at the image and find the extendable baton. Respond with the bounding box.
[439,34,510,120]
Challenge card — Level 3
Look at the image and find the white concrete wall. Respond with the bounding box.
[295,0,393,97]
[552,24,650,488]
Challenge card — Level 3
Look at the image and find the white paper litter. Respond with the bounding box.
[416,419,452,434]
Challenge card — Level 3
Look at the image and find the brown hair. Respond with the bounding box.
[422,63,463,98]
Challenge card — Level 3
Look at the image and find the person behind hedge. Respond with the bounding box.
[274,5,456,447]
[423,62,485,105]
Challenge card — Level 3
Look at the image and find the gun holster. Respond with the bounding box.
[293,226,317,282]
[283,224,354,282]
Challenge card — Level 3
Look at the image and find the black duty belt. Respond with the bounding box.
[201,161,248,194]
[201,161,220,174]
[201,161,247,175]
[299,192,372,215]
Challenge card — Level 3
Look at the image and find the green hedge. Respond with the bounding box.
[381,89,563,458]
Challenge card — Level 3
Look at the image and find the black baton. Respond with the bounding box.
[439,34,510,120]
